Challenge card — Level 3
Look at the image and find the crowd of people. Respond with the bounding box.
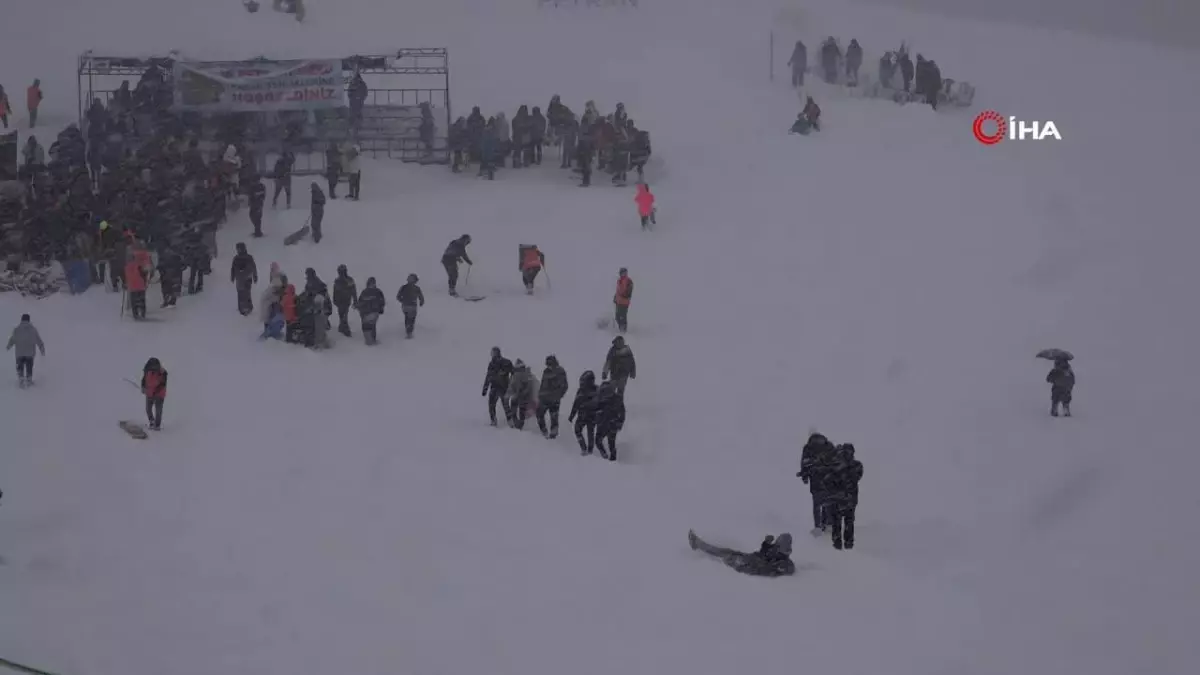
[480,335,635,459]
[787,37,951,109]
[448,95,652,187]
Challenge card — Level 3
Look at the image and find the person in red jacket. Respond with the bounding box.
[123,241,152,320]
[613,267,633,333]
[27,79,42,129]
[141,357,168,430]
[519,244,544,294]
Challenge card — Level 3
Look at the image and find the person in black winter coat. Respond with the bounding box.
[688,530,796,577]
[593,378,625,461]
[356,277,385,345]
[310,182,325,243]
[482,346,514,426]
[449,117,468,172]
[272,151,294,208]
[602,335,636,396]
[798,431,837,532]
[568,370,599,454]
[332,264,357,336]
[845,39,863,85]
[396,273,425,338]
[248,178,266,237]
[1047,357,1075,417]
[156,245,184,308]
[441,234,472,296]
[303,267,332,322]
[529,106,547,165]
[820,37,841,84]
[536,354,568,438]
[181,226,211,294]
[788,40,807,87]
[898,51,914,93]
[925,59,942,109]
[230,242,258,315]
[822,444,863,550]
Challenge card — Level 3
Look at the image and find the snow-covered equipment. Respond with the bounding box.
[1036,348,1074,361]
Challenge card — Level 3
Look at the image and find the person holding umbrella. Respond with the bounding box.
[1038,349,1075,417]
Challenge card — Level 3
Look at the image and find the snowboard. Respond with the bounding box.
[118,420,149,439]
[457,295,486,301]
[284,225,310,246]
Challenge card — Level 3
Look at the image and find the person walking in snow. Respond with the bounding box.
[26,79,42,128]
[230,243,258,316]
[343,143,362,199]
[482,346,514,426]
[820,37,841,84]
[7,314,45,388]
[602,335,636,396]
[568,370,599,454]
[613,268,633,333]
[123,239,152,320]
[845,39,863,86]
[536,355,568,439]
[441,234,473,297]
[1047,357,1075,417]
[519,244,544,294]
[396,274,424,339]
[272,151,294,208]
[507,359,539,430]
[356,277,386,345]
[593,377,625,461]
[798,431,837,533]
[324,142,342,199]
[332,264,357,337]
[787,40,807,88]
[248,177,266,237]
[822,444,863,550]
[634,184,656,230]
[310,182,326,243]
[141,358,168,430]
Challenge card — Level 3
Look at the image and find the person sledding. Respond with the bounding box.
[688,531,796,577]
[634,183,656,229]
[789,97,821,135]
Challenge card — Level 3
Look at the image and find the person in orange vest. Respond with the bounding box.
[634,183,656,229]
[140,357,168,430]
[27,79,42,129]
[613,267,633,333]
[123,238,152,320]
[519,244,545,295]
[0,84,11,129]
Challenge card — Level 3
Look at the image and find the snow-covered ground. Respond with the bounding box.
[3,1,1199,674]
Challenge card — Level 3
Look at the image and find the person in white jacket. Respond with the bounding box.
[343,143,361,200]
[7,313,46,387]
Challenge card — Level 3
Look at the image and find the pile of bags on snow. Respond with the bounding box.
[0,264,66,298]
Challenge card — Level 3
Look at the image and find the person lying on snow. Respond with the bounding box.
[688,530,795,577]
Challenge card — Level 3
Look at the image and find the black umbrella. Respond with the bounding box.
[1037,348,1073,361]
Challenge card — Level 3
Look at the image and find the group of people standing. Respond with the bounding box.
[786,38,945,108]
[481,335,635,460]
[0,79,42,129]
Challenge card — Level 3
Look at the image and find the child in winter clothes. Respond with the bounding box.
[634,183,656,229]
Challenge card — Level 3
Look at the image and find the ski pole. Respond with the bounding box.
[542,263,551,290]
[465,264,472,287]
[122,377,141,392]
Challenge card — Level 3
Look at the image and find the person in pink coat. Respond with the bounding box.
[634,183,656,229]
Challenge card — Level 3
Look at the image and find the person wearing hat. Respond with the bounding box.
[536,355,568,438]
[7,313,45,388]
[140,357,168,430]
[343,143,362,200]
[332,264,358,337]
[355,277,386,345]
[396,274,425,339]
[310,182,326,243]
[687,530,796,577]
[601,335,636,396]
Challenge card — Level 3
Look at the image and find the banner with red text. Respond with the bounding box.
[172,59,346,112]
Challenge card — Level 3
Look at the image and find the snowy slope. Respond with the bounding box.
[2,1,1200,674]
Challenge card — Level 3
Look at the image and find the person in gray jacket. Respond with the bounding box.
[6,313,46,387]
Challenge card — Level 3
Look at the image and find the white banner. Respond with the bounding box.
[173,59,346,112]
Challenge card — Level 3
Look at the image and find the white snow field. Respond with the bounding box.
[3,1,1200,674]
